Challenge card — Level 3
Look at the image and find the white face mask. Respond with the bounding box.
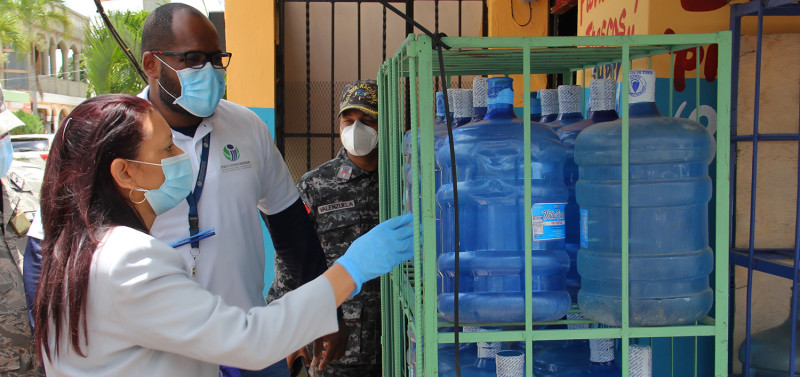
[341,119,378,156]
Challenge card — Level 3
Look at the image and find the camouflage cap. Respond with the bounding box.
[0,82,24,136]
[339,80,378,118]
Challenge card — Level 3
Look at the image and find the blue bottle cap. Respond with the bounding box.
[487,77,514,106]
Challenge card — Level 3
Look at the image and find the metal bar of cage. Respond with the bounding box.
[378,32,731,377]
[522,40,533,377]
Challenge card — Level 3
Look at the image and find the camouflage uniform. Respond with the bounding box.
[268,148,380,377]
[0,161,44,376]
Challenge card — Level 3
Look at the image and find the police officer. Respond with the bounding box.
[269,80,381,377]
[0,83,44,376]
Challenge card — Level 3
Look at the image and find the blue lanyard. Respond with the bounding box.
[186,133,211,249]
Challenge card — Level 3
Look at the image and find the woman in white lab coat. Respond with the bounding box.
[32,94,411,376]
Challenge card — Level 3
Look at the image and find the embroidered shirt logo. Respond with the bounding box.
[220,143,251,173]
[223,144,240,161]
[318,200,355,214]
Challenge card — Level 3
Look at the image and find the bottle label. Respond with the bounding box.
[531,203,566,241]
[580,209,589,248]
[628,70,656,103]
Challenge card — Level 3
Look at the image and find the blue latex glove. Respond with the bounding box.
[335,213,413,295]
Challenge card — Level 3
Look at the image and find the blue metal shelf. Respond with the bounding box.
[729,1,800,376]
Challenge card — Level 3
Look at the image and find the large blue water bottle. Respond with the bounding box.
[557,79,619,302]
[539,88,559,124]
[406,326,478,377]
[441,327,502,377]
[738,295,800,376]
[404,91,448,213]
[531,312,590,376]
[437,77,571,323]
[548,85,584,132]
[530,91,542,122]
[558,338,621,377]
[575,70,715,326]
[472,77,488,122]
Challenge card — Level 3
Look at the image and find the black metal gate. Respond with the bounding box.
[275,0,487,181]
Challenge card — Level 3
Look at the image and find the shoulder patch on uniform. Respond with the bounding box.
[337,165,352,180]
[317,200,355,214]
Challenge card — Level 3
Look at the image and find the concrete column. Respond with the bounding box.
[50,44,57,76]
[72,49,80,81]
[61,48,69,79]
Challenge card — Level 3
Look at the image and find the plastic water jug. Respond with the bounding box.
[738,296,800,376]
[437,76,571,323]
[548,85,584,132]
[473,77,488,122]
[539,88,559,124]
[440,327,502,377]
[403,91,449,213]
[557,338,621,377]
[575,70,715,327]
[531,313,590,376]
[406,326,478,377]
[556,79,619,302]
[530,91,542,122]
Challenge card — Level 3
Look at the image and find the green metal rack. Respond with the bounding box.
[377,32,732,377]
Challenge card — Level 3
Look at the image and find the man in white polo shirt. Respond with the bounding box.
[138,4,328,376]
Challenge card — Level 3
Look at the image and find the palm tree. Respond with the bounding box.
[83,10,148,96]
[3,0,69,121]
[0,0,27,76]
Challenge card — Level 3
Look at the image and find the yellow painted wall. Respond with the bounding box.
[577,0,800,81]
[488,0,549,106]
[224,0,275,109]
[578,0,648,36]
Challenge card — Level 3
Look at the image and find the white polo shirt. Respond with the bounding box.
[139,88,298,310]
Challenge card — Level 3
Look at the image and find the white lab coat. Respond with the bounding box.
[43,226,338,376]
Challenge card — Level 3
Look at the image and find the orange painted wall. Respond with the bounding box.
[224,0,275,109]
[488,0,550,106]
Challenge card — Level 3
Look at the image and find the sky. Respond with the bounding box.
[63,0,224,18]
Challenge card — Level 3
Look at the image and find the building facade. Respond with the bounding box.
[1,4,88,133]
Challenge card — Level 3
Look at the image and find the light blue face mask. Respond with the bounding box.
[156,56,226,118]
[0,135,12,177]
[127,153,194,215]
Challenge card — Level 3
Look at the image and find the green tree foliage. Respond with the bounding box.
[11,109,45,134]
[83,10,148,96]
[0,1,27,65]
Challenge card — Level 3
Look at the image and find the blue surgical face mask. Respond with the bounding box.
[0,134,12,177]
[127,153,194,215]
[156,56,226,118]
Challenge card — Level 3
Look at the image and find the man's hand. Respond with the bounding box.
[311,319,349,370]
[285,347,310,372]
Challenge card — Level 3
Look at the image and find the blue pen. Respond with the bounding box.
[168,228,216,248]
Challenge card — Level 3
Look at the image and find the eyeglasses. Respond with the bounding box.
[150,50,232,69]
